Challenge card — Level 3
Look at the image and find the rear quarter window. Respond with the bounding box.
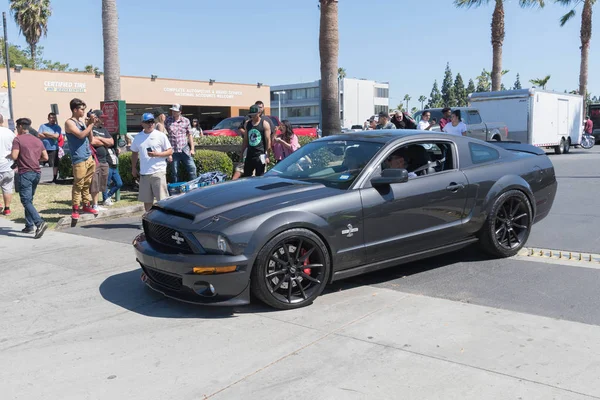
[469,142,500,164]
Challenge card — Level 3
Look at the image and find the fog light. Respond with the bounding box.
[192,266,237,275]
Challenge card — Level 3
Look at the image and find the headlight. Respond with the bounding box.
[194,232,233,255]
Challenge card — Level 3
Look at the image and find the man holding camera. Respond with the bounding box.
[65,98,98,220]
[131,113,173,211]
[11,118,49,238]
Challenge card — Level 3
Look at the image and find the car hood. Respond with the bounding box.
[204,128,238,136]
[156,176,333,225]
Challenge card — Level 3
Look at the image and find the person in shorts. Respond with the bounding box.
[0,114,15,215]
[131,113,173,211]
[38,113,62,183]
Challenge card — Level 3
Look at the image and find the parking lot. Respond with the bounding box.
[2,147,600,399]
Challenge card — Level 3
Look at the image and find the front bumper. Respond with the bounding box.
[133,233,252,306]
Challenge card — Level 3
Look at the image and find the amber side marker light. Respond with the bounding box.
[193,266,237,275]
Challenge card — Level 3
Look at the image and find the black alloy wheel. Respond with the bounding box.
[480,190,532,258]
[251,229,330,309]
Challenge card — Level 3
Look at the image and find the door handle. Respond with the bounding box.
[446,183,464,192]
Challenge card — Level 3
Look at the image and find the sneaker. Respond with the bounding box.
[92,204,106,212]
[82,204,98,215]
[72,206,80,220]
[21,226,35,233]
[2,208,9,216]
[103,198,113,206]
[35,221,48,239]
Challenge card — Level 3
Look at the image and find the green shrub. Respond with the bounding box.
[118,152,139,187]
[58,154,73,179]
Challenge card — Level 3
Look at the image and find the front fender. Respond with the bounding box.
[244,211,333,269]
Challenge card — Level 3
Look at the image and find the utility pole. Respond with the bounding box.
[274,91,286,122]
[2,12,14,123]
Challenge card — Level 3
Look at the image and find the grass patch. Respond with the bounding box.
[4,182,140,229]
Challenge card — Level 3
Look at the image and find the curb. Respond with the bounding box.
[55,204,145,230]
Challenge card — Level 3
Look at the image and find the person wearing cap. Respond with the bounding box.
[154,108,167,134]
[11,117,49,238]
[65,98,99,220]
[239,100,276,138]
[241,104,272,177]
[367,116,378,130]
[375,112,396,130]
[89,110,114,210]
[165,104,197,182]
[131,113,173,211]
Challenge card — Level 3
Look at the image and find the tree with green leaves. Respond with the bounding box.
[476,69,491,92]
[9,0,52,70]
[513,73,522,89]
[418,95,427,110]
[396,103,404,112]
[337,67,346,80]
[403,94,412,111]
[557,0,595,98]
[454,0,545,91]
[466,78,476,96]
[441,63,456,107]
[530,75,551,89]
[428,80,443,108]
[454,73,467,106]
[410,106,418,115]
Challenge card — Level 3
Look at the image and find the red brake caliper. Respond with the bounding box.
[301,249,311,275]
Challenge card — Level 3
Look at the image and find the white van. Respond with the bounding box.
[469,88,584,154]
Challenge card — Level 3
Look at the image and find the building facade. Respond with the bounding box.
[0,68,270,132]
[270,78,390,129]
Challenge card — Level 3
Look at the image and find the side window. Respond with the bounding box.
[469,142,499,164]
[381,141,455,176]
[468,111,482,124]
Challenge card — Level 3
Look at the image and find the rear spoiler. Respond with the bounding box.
[488,141,546,155]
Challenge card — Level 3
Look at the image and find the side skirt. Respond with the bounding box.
[331,238,479,282]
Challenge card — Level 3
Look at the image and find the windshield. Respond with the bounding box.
[213,117,244,130]
[265,140,383,189]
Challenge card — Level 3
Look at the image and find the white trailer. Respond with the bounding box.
[468,88,584,154]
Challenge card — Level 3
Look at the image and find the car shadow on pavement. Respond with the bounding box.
[99,268,276,319]
[324,245,491,294]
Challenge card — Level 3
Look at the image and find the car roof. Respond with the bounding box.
[318,129,469,144]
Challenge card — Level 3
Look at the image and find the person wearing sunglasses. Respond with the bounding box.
[131,113,173,212]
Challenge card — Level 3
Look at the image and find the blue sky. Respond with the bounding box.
[3,0,597,109]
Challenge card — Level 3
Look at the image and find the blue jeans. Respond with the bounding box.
[171,151,197,182]
[19,171,43,229]
[103,167,123,201]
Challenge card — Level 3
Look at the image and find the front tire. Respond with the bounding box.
[251,228,331,309]
[479,190,533,258]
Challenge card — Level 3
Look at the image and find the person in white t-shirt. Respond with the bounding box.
[0,114,16,215]
[442,110,467,136]
[417,110,434,131]
[131,113,174,211]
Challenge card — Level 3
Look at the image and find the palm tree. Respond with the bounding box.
[403,94,412,111]
[530,75,551,89]
[418,95,427,110]
[557,0,595,97]
[9,0,52,70]
[454,0,544,91]
[102,0,121,100]
[338,67,346,80]
[319,0,340,135]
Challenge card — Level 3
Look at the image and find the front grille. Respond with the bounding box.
[143,266,183,291]
[143,220,194,254]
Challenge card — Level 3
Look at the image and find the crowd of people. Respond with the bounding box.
[363,107,468,136]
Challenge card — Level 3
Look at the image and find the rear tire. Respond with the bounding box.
[564,138,571,154]
[479,190,533,258]
[554,138,565,155]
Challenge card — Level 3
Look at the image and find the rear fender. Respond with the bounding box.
[482,175,536,221]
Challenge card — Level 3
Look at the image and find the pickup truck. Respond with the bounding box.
[412,107,508,141]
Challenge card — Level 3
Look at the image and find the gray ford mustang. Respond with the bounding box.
[133,131,557,309]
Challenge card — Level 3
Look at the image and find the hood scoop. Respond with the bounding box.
[256,182,295,190]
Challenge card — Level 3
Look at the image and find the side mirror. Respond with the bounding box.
[371,168,409,187]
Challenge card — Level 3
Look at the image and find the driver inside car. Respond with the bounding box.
[342,147,365,172]
[385,150,417,178]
